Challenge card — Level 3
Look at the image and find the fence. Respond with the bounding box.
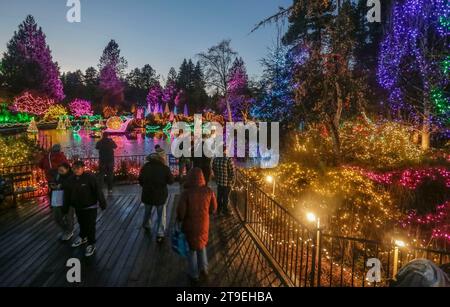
[232,169,450,287]
[0,154,182,204]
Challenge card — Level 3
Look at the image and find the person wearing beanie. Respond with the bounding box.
[390,259,450,287]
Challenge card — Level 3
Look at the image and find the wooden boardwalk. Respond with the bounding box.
[0,185,282,287]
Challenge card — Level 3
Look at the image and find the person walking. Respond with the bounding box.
[193,141,212,184]
[177,168,217,283]
[67,161,107,257]
[51,163,75,242]
[95,132,117,193]
[212,150,235,216]
[39,144,69,186]
[139,152,175,243]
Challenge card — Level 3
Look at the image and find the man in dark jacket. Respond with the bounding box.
[139,153,175,243]
[67,161,107,257]
[95,133,117,193]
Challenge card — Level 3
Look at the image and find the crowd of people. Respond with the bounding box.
[39,132,236,283]
[37,133,450,287]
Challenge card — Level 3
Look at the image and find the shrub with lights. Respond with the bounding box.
[43,104,68,122]
[11,92,55,117]
[69,99,94,118]
[0,135,40,168]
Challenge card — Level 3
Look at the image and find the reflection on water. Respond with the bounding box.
[38,129,172,158]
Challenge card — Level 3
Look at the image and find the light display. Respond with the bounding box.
[12,92,55,116]
[69,99,94,118]
[377,0,449,128]
[43,104,68,122]
[102,106,118,119]
[0,106,31,125]
[106,116,123,130]
[27,118,38,134]
[56,118,66,130]
[0,135,39,167]
[431,88,449,116]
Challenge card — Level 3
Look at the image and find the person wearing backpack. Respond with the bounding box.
[177,168,217,282]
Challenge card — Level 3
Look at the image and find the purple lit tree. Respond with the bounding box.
[146,82,163,114]
[227,58,253,121]
[98,40,127,106]
[1,15,65,101]
[378,0,449,150]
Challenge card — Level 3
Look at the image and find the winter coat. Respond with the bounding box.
[66,172,107,210]
[139,158,175,206]
[96,138,117,165]
[39,152,69,183]
[193,156,212,183]
[177,168,217,251]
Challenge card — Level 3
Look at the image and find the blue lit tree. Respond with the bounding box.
[378,0,449,150]
[251,43,295,127]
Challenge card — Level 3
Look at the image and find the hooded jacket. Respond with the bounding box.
[139,157,175,206]
[177,168,217,251]
[39,152,69,183]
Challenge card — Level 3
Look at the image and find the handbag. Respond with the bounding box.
[171,222,190,258]
[51,190,64,208]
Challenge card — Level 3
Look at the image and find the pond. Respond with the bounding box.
[37,129,171,159]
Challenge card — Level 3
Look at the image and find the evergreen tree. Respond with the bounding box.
[252,42,295,127]
[61,70,84,103]
[227,58,252,121]
[167,67,178,85]
[98,40,127,106]
[1,15,64,101]
[125,64,159,104]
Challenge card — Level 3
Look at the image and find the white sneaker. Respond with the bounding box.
[71,237,88,248]
[60,232,74,242]
[85,245,96,257]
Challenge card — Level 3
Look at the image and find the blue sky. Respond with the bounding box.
[0,0,292,80]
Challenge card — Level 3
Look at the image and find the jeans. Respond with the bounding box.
[75,208,98,245]
[188,248,208,279]
[99,163,114,190]
[53,206,75,234]
[217,185,232,214]
[142,204,166,237]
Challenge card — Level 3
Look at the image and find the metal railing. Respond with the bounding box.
[232,169,450,287]
[0,154,182,204]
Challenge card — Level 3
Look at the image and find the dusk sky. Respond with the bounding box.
[0,0,292,80]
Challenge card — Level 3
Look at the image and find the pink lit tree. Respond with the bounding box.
[69,99,94,118]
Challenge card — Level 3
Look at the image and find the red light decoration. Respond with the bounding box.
[11,92,55,116]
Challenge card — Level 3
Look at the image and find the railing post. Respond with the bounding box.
[244,179,249,223]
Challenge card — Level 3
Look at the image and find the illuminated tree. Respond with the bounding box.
[69,99,94,118]
[378,0,449,150]
[98,40,127,106]
[146,83,163,113]
[1,15,64,101]
[227,58,253,121]
[11,91,55,116]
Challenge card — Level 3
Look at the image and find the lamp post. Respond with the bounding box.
[393,240,406,278]
[307,212,321,287]
[266,175,276,196]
